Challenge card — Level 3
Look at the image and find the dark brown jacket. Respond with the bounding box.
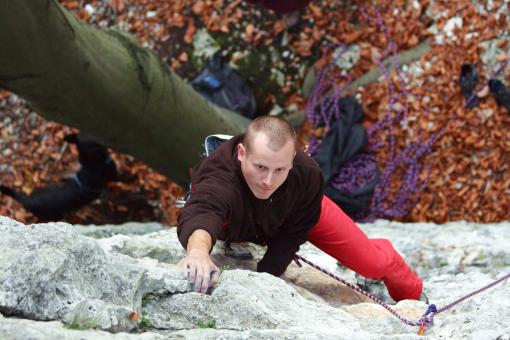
[177,135,324,276]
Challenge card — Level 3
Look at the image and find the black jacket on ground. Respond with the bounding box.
[313,97,379,217]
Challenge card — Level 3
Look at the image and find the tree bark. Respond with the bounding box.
[0,0,250,184]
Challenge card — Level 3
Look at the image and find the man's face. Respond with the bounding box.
[237,132,295,200]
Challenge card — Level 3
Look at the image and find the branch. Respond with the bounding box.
[287,41,432,128]
[0,0,249,184]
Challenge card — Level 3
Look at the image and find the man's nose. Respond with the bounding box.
[262,172,274,187]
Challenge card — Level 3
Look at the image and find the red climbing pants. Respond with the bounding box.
[308,195,423,302]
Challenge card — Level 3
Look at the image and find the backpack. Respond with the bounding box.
[175,134,233,208]
[191,54,257,119]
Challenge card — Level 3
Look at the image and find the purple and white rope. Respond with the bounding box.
[308,4,510,221]
[293,254,426,326]
[294,254,510,328]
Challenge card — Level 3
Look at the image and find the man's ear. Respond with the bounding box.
[237,143,246,162]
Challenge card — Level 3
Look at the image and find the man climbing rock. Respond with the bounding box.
[177,116,423,302]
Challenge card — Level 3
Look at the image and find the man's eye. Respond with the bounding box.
[257,165,265,170]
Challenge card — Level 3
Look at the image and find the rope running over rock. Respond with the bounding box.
[293,254,510,329]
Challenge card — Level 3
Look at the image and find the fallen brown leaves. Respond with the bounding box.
[0,94,183,225]
[302,1,510,223]
[354,2,510,223]
[2,0,509,225]
[184,19,196,44]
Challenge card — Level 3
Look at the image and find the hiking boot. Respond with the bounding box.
[419,290,429,304]
[224,243,254,260]
[355,275,393,303]
[459,64,480,108]
[489,78,510,113]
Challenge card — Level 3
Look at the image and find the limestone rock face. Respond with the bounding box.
[147,270,363,337]
[0,217,189,333]
[0,216,509,339]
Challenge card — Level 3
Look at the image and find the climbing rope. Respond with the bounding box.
[308,4,510,222]
[293,254,509,334]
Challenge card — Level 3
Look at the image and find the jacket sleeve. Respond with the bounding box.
[257,166,324,276]
[257,235,305,276]
[177,163,237,251]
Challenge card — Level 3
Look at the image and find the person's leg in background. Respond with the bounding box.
[308,195,423,302]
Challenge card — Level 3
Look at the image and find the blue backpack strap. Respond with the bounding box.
[204,134,233,156]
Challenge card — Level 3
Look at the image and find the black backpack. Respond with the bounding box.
[191,54,257,119]
[175,134,232,208]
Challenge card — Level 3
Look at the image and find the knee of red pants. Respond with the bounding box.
[309,196,387,278]
[310,196,423,301]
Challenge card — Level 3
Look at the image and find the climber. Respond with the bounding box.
[177,115,423,302]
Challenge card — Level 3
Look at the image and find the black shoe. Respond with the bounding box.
[418,290,429,304]
[459,64,480,109]
[355,275,393,303]
[489,78,510,113]
[224,245,254,260]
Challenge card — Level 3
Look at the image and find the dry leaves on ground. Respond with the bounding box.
[1,0,509,225]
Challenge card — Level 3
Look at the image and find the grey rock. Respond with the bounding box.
[0,315,165,340]
[148,270,365,337]
[0,218,189,332]
[96,229,185,263]
[425,0,449,21]
[75,222,165,238]
[333,45,360,71]
[480,34,510,76]
[191,29,220,67]
[0,216,509,339]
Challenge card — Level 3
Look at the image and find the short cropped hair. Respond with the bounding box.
[244,116,297,153]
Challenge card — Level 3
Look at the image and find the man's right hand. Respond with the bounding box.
[177,229,220,293]
[177,249,220,293]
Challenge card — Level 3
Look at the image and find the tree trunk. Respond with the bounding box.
[0,0,250,184]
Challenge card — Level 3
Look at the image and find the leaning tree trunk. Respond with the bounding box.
[0,0,250,184]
